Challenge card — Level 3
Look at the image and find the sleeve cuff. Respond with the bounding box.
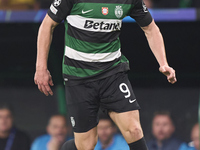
[47,9,63,23]
[135,12,153,27]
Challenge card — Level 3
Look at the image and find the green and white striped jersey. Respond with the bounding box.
[48,0,152,85]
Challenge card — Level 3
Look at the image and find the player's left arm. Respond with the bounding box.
[141,20,177,84]
[129,0,177,84]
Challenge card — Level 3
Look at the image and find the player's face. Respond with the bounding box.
[152,115,175,141]
[97,120,114,144]
[0,109,13,133]
[191,124,199,150]
[47,116,68,142]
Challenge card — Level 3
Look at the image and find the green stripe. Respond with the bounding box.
[65,24,120,53]
[70,3,133,19]
[112,55,129,67]
[121,54,129,63]
[63,55,129,77]
[63,64,103,77]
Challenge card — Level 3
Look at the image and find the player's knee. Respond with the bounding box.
[75,134,98,150]
[129,126,142,137]
[125,123,143,139]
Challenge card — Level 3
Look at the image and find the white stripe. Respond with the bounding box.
[67,15,122,32]
[65,46,121,62]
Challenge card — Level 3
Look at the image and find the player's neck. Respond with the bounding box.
[0,130,10,138]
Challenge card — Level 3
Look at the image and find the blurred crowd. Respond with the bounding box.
[0,0,200,10]
[0,103,199,150]
[143,0,200,8]
[0,0,51,10]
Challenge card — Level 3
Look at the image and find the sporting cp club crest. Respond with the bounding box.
[115,6,123,18]
[102,7,109,15]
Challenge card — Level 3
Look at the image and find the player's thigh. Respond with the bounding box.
[109,110,143,143]
[100,72,140,113]
[65,82,99,133]
[74,127,98,150]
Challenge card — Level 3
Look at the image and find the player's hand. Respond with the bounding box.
[34,69,54,96]
[159,65,177,84]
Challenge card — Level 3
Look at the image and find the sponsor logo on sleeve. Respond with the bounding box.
[70,117,75,127]
[53,0,62,7]
[142,1,148,12]
[50,4,58,15]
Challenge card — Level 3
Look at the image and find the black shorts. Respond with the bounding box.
[65,72,140,133]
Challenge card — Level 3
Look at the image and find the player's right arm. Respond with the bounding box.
[34,15,59,96]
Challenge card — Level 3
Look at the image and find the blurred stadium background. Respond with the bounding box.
[0,0,200,144]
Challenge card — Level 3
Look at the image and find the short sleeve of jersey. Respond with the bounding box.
[47,0,73,23]
[129,0,153,27]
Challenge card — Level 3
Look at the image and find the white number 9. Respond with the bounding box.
[119,83,131,98]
